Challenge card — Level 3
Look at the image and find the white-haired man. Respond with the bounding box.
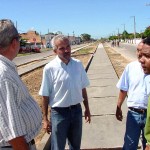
[39,34,91,150]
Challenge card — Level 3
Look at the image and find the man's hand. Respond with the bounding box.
[84,109,91,123]
[116,106,123,121]
[8,136,29,150]
[43,120,51,134]
[146,145,150,150]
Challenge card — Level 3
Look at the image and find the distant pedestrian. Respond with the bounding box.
[114,40,116,46]
[116,40,149,150]
[138,37,150,150]
[39,34,91,150]
[0,19,42,150]
[111,41,114,47]
[117,40,119,47]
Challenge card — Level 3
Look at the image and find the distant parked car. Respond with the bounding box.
[31,45,41,53]
[19,46,31,53]
[25,45,31,53]
[19,46,26,53]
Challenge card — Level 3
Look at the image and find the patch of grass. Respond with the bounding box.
[42,48,52,51]
[78,48,92,54]
[17,53,31,57]
[77,45,97,55]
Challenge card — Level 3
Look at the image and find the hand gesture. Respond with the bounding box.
[84,109,91,123]
[116,106,123,121]
[43,120,51,134]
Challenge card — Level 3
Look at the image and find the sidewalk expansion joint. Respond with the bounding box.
[91,96,117,98]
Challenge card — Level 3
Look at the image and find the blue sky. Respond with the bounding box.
[0,0,150,38]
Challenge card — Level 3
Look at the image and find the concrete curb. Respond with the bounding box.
[85,45,98,72]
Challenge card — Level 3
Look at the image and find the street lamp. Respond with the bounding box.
[121,24,125,32]
[121,24,126,41]
[113,31,116,36]
[140,30,144,39]
[131,16,136,44]
[116,28,119,41]
[15,21,17,29]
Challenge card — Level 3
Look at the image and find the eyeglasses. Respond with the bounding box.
[12,35,21,42]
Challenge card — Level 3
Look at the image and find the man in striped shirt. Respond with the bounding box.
[0,19,42,150]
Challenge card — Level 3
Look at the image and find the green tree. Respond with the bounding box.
[20,39,27,46]
[109,35,117,41]
[122,30,129,40]
[136,33,141,38]
[144,27,150,37]
[81,33,91,41]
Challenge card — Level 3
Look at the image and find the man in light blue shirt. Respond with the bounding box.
[39,34,91,150]
[116,41,148,150]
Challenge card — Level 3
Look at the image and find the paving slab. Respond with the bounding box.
[37,43,129,150]
[81,116,126,149]
[80,43,128,149]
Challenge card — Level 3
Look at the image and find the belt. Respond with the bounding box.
[129,107,147,114]
[1,139,35,148]
[53,103,80,110]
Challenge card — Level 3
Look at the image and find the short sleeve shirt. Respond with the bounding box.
[116,61,148,109]
[0,55,42,147]
[39,56,90,107]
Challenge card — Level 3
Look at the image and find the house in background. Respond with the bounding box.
[68,36,81,45]
[20,30,81,49]
[45,33,55,48]
[20,30,46,48]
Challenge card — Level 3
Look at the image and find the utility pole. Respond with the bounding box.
[122,24,125,32]
[68,33,69,38]
[122,24,126,41]
[40,31,42,43]
[131,16,136,44]
[73,31,75,44]
[117,28,119,41]
[15,21,17,30]
[140,30,144,39]
[113,31,116,36]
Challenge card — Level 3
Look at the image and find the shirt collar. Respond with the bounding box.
[56,55,72,65]
[0,55,17,72]
[136,60,149,78]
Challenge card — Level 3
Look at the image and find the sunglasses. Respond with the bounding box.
[12,35,21,42]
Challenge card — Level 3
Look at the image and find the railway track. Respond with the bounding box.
[15,44,91,76]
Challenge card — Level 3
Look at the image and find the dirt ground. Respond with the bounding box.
[20,43,131,146]
[103,43,130,78]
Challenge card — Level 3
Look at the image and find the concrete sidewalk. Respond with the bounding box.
[37,43,128,150]
[80,43,127,149]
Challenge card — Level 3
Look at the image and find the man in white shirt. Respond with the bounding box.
[0,19,42,150]
[116,41,148,150]
[138,37,150,150]
[39,34,91,150]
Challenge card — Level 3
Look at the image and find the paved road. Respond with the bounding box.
[107,42,137,61]
[13,50,54,66]
[16,44,92,76]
